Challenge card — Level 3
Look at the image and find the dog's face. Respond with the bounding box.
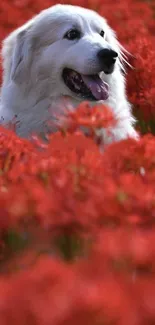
[6,5,122,103]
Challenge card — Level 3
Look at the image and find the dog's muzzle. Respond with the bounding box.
[62,49,118,101]
[97,49,118,74]
[62,68,109,101]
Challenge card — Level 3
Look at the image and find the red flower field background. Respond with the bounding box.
[0,0,155,324]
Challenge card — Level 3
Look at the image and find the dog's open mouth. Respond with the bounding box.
[62,68,109,101]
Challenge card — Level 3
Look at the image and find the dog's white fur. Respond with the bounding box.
[0,4,138,144]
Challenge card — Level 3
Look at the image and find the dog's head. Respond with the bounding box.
[2,4,126,102]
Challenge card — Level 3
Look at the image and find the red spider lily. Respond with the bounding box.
[57,102,116,133]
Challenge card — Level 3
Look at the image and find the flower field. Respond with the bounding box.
[0,0,155,324]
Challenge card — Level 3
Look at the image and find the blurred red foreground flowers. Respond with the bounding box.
[0,0,155,324]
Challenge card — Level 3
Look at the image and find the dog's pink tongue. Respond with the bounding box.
[82,74,109,100]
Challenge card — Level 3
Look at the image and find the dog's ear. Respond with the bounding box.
[1,26,33,85]
[10,29,32,83]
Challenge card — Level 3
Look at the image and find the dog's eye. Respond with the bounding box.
[100,30,105,37]
[64,29,81,40]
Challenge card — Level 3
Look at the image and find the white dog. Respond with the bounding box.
[0,4,138,144]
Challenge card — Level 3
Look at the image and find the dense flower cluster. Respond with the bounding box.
[0,104,154,324]
[0,0,155,324]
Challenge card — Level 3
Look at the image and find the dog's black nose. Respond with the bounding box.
[98,49,118,60]
[97,49,118,74]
